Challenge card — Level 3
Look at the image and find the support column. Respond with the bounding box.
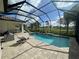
[21,23,24,33]
[0,0,4,12]
[76,13,79,44]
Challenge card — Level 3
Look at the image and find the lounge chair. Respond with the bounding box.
[17,37,29,44]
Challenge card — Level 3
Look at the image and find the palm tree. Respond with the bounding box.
[45,21,49,33]
[30,21,40,32]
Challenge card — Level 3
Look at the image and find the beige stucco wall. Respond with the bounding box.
[0,20,22,33]
[0,0,4,12]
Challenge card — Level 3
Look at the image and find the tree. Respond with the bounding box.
[30,21,40,32]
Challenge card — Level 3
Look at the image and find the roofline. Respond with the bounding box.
[0,18,26,23]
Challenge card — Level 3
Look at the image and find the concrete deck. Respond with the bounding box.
[1,33,69,59]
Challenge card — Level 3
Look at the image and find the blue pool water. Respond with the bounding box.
[32,33,69,47]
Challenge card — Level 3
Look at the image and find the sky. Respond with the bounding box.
[8,0,63,20]
[7,0,77,27]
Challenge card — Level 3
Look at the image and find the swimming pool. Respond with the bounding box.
[32,33,69,47]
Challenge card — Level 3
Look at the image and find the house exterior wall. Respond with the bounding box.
[0,0,4,12]
[0,20,22,33]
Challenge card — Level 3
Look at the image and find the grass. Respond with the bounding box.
[28,27,75,37]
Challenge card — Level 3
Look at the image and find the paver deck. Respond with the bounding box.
[1,33,69,59]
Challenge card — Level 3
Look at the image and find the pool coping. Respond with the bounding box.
[29,35,69,53]
[31,32,70,38]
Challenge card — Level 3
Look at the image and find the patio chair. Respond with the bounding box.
[17,37,29,44]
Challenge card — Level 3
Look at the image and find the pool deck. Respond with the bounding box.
[1,33,69,59]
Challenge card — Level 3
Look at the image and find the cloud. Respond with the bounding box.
[28,0,42,7]
[69,21,75,27]
[54,0,76,10]
[40,18,66,27]
[29,16,40,23]
[8,0,42,22]
[8,0,24,4]
[50,20,74,27]
[51,20,59,26]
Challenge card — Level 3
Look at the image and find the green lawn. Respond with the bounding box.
[28,27,75,37]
